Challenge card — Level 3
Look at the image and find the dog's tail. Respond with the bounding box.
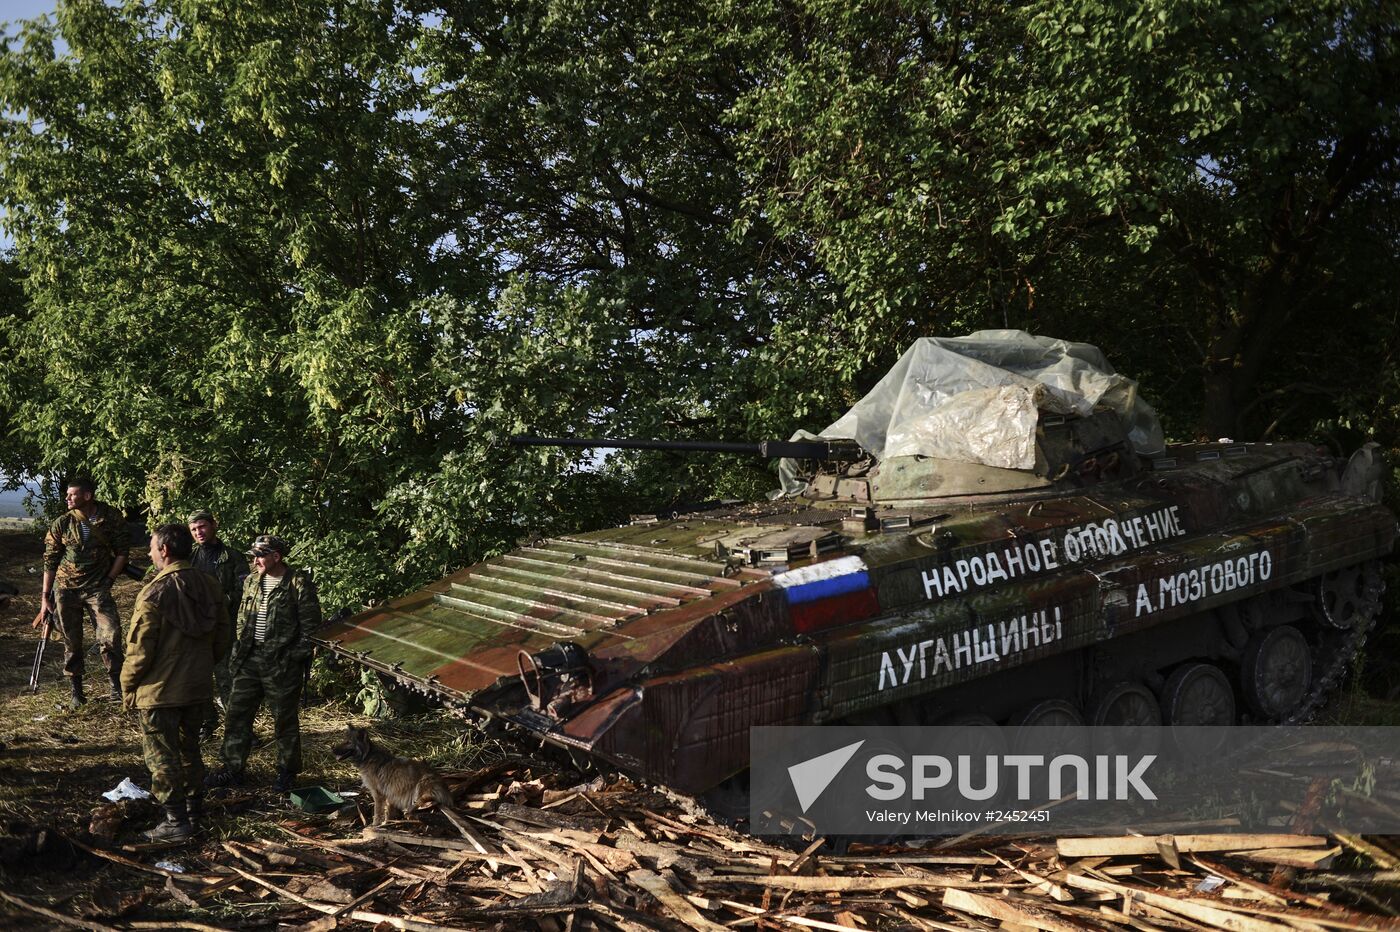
[420,780,455,811]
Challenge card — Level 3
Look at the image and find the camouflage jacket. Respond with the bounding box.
[43,502,128,591]
[191,540,246,629]
[121,561,231,709]
[232,567,321,673]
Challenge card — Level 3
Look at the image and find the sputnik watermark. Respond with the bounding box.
[751,725,1400,836]
[864,753,1156,801]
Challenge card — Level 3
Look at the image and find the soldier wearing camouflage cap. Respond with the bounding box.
[206,534,321,793]
[37,477,129,708]
[187,510,246,739]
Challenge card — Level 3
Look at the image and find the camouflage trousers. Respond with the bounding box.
[219,647,303,776]
[139,705,206,805]
[56,587,123,678]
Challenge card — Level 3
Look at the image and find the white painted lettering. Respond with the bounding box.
[878,652,898,690]
[1107,521,1127,554]
[985,551,1007,583]
[951,631,973,669]
[1004,545,1025,577]
[969,556,988,587]
[897,645,917,685]
[1025,542,1042,572]
[921,567,942,600]
[932,637,953,674]
[999,617,1022,655]
[1135,584,1153,616]
[1063,531,1081,563]
[972,626,999,663]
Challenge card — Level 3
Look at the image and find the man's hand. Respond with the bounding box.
[31,604,49,630]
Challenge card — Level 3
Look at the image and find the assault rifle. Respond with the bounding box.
[29,604,53,693]
[120,561,150,582]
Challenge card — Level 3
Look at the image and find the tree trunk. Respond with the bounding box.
[1200,298,1252,441]
[1202,360,1241,441]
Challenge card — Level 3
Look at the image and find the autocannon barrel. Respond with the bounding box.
[510,435,863,461]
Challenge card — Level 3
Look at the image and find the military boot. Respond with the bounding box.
[107,661,123,701]
[143,801,193,842]
[203,767,243,789]
[68,674,85,709]
[187,795,205,824]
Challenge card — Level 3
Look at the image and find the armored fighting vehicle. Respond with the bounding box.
[315,331,1396,804]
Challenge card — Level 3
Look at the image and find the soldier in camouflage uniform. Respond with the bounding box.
[122,523,229,841]
[187,510,246,739]
[206,535,321,793]
[37,477,129,708]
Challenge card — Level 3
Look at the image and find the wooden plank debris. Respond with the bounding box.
[628,868,729,931]
[1058,835,1331,857]
[16,760,1394,932]
[941,889,1084,932]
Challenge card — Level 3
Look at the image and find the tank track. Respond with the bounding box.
[1279,564,1385,726]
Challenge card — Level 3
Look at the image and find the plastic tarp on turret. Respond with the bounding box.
[781,331,1164,494]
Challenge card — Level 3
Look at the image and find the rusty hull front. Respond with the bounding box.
[315,441,1397,795]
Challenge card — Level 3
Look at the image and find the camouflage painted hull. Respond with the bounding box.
[316,441,1396,794]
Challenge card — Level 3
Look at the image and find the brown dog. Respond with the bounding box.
[332,726,454,825]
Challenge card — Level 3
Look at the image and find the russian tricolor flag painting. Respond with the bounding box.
[773,555,881,634]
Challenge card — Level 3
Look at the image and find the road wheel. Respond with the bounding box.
[1163,662,1235,725]
[1012,698,1083,728]
[1241,625,1312,719]
[1091,682,1161,727]
[938,712,1007,807]
[1090,681,1162,759]
[1163,662,1235,758]
[1010,698,1086,763]
[1313,563,1382,629]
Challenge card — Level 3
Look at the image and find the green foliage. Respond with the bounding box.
[0,0,1395,618]
[733,0,1399,440]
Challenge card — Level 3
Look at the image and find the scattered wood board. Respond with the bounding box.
[5,763,1394,932]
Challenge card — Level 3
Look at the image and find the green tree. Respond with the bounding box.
[731,0,1400,440]
[0,0,474,603]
